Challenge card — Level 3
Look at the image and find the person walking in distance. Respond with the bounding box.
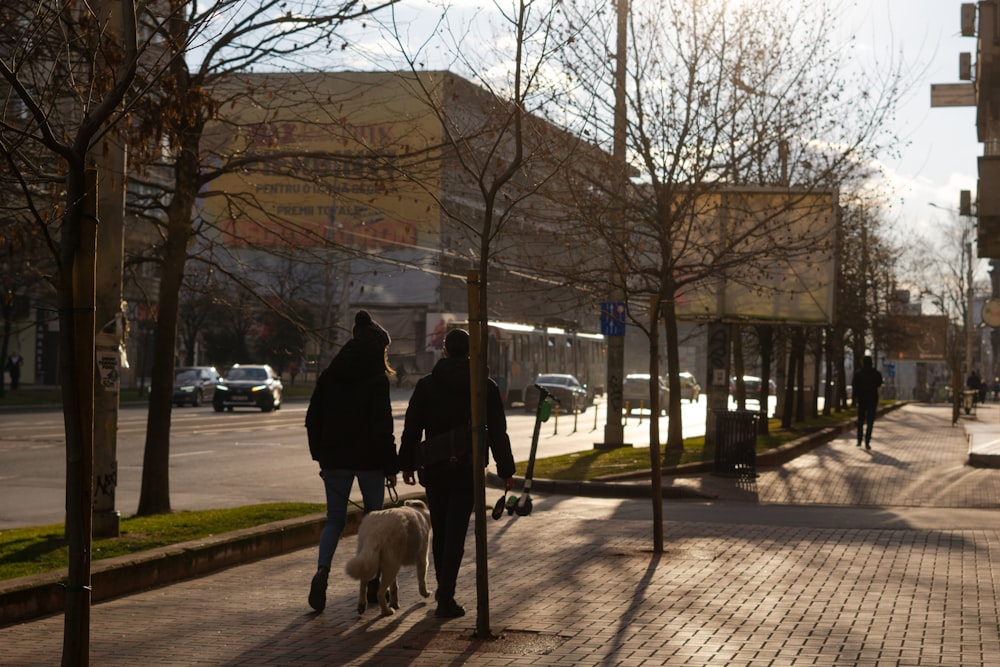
[305,310,398,612]
[398,328,515,618]
[5,352,23,390]
[852,355,883,450]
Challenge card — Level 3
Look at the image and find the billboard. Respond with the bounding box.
[887,315,949,361]
[198,72,445,303]
[673,188,838,324]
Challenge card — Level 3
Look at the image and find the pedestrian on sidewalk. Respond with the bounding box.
[967,370,983,406]
[304,310,398,612]
[852,355,883,450]
[5,352,22,390]
[398,328,515,618]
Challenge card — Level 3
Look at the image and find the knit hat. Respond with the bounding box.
[352,310,391,349]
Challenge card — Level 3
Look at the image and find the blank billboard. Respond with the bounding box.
[674,188,838,324]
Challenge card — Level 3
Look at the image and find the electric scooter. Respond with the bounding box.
[493,384,558,518]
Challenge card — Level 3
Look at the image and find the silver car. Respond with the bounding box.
[622,373,669,415]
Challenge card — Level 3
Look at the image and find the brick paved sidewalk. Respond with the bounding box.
[668,402,1000,508]
[3,403,1000,666]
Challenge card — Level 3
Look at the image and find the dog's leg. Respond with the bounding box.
[389,577,400,611]
[378,574,395,616]
[357,579,368,615]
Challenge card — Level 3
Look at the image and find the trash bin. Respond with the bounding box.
[713,409,759,478]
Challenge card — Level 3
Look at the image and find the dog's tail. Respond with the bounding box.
[345,545,379,583]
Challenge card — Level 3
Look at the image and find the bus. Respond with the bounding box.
[450,320,607,407]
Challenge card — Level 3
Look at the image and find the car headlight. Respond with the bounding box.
[251,384,268,393]
[217,385,229,392]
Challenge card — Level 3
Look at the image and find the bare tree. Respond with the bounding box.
[350,0,602,637]
[125,0,400,515]
[551,0,905,454]
[904,205,987,420]
[1,0,138,661]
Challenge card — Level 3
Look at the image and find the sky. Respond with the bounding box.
[853,0,980,243]
[368,0,982,235]
[329,0,982,264]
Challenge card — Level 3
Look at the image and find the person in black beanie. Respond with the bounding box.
[305,310,397,612]
[398,328,515,618]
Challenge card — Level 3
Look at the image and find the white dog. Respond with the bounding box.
[345,499,431,616]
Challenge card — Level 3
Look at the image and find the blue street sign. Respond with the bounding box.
[600,302,626,337]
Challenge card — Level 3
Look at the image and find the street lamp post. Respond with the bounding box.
[966,237,975,377]
[929,201,977,376]
[601,0,629,449]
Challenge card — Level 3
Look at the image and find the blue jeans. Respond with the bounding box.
[317,468,385,569]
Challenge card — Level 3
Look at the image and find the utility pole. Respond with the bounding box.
[600,0,629,448]
[92,0,128,539]
[967,236,975,376]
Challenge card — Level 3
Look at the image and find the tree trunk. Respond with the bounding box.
[795,328,806,423]
[647,295,663,553]
[733,325,746,411]
[662,295,684,453]
[136,132,200,515]
[61,166,97,667]
[756,325,773,435]
[781,331,796,429]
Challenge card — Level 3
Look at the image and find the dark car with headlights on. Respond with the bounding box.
[173,366,222,407]
[213,364,283,412]
[523,373,589,413]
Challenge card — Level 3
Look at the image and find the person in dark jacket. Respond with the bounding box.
[305,310,398,612]
[398,328,515,619]
[852,355,883,450]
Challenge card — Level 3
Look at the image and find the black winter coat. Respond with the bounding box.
[305,339,398,475]
[398,356,515,480]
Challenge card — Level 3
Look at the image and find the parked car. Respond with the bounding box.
[678,372,701,403]
[622,373,669,415]
[523,373,589,413]
[213,364,283,412]
[173,366,222,407]
[730,375,777,403]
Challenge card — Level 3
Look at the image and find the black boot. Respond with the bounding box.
[309,566,329,612]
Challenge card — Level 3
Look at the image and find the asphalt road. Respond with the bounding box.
[0,392,731,530]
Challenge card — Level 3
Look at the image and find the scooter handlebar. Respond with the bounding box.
[534,383,561,404]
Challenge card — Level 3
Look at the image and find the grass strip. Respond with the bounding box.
[0,502,324,581]
[528,409,860,481]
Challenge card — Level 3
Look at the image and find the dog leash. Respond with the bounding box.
[321,472,399,512]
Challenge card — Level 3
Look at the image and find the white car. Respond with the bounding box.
[622,373,669,415]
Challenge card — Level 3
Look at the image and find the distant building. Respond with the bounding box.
[197,70,612,372]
